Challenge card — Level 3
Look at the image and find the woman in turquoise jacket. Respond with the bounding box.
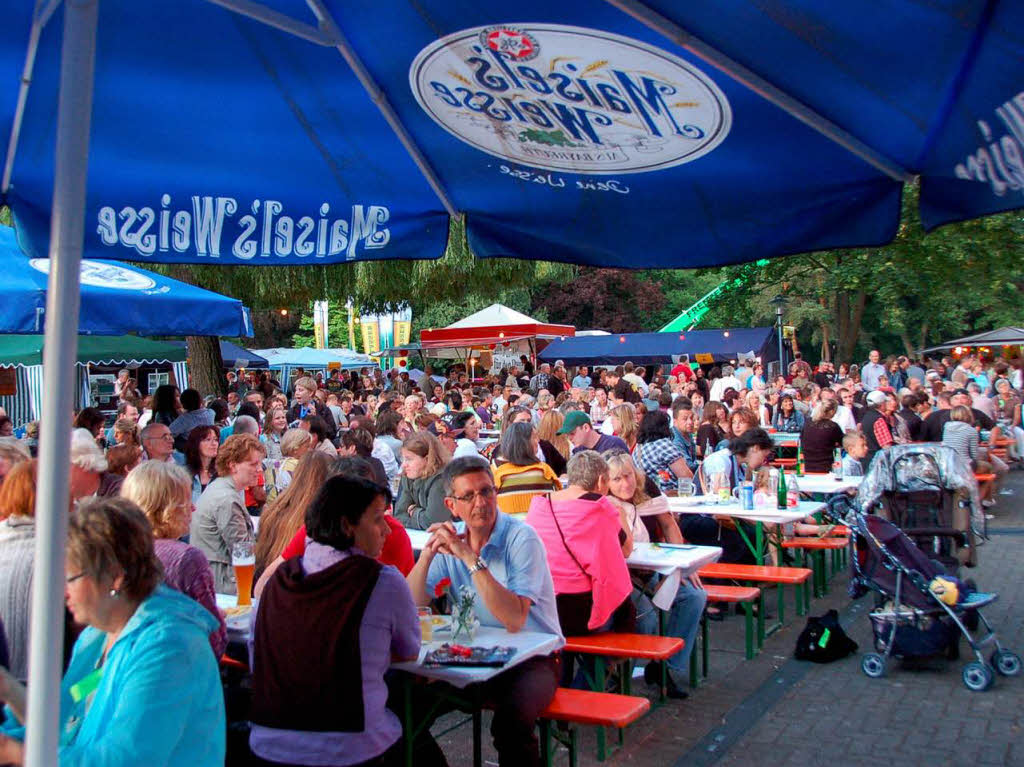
[0,498,224,766]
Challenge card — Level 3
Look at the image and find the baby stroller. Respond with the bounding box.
[855,443,982,570]
[826,494,1020,691]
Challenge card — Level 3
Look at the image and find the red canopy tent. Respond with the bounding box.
[420,304,574,354]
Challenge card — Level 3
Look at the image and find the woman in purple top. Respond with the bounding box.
[121,460,228,657]
[249,474,420,767]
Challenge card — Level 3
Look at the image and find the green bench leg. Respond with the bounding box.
[777,582,786,626]
[756,588,765,649]
[595,658,607,761]
[702,614,710,679]
[742,602,755,660]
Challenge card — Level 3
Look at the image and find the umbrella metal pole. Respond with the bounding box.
[24,1,97,766]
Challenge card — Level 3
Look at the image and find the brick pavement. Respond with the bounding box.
[435,471,1024,766]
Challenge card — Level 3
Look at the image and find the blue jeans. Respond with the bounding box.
[632,573,707,682]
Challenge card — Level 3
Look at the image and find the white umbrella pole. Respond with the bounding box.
[23,1,97,765]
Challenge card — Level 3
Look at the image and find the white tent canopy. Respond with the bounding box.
[444,303,544,329]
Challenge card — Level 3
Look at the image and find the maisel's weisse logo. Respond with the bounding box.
[411,24,731,174]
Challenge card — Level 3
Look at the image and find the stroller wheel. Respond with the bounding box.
[991,650,1022,677]
[861,653,886,678]
[962,662,995,691]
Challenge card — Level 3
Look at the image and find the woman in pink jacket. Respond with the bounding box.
[526,450,634,640]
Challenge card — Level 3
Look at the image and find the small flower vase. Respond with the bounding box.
[451,606,477,643]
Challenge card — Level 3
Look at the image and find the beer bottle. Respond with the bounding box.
[777,468,787,510]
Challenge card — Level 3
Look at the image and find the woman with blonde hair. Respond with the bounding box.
[121,460,227,656]
[537,409,571,475]
[393,431,451,529]
[261,404,289,460]
[263,427,314,503]
[604,450,705,698]
[112,417,140,446]
[604,403,639,452]
[254,452,337,582]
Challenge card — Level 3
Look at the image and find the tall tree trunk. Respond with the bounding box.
[898,330,915,358]
[187,336,226,396]
[166,264,227,396]
[918,321,930,355]
[838,290,867,362]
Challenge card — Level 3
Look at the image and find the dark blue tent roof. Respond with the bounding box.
[169,340,268,368]
[221,341,268,368]
[538,328,776,367]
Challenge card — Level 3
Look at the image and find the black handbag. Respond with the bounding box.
[794,609,858,663]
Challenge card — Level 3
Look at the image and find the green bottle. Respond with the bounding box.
[777,468,788,510]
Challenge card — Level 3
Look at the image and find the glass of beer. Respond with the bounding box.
[232,540,255,607]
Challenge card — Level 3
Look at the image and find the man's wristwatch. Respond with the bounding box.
[467,557,489,575]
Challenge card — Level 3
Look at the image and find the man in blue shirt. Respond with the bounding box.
[670,397,698,473]
[571,365,592,389]
[404,457,563,767]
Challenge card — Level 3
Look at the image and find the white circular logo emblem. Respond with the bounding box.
[411,24,731,174]
[30,258,156,291]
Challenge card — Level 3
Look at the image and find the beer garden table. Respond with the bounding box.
[665,497,824,566]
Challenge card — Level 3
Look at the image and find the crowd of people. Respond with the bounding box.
[0,347,1019,766]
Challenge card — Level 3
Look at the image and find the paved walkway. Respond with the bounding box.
[437,472,1024,766]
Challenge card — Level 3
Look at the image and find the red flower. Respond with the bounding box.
[434,577,452,598]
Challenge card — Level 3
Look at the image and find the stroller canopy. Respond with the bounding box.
[857,444,982,529]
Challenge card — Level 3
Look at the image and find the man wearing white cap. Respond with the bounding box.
[859,390,893,469]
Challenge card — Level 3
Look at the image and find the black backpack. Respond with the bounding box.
[794,609,859,663]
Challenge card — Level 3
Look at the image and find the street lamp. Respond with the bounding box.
[770,294,788,377]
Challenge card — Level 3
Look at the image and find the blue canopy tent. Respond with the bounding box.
[250,346,377,386]
[538,327,776,366]
[0,225,252,337]
[4,2,1024,760]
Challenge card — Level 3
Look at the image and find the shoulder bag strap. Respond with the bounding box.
[548,497,590,578]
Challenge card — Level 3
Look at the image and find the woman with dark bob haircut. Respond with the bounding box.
[249,475,420,767]
[0,497,225,765]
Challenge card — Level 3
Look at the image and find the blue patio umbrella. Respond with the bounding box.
[3,2,1024,760]
[2,2,1023,272]
[0,225,253,336]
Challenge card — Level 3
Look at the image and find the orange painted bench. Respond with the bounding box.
[699,563,813,646]
[563,633,683,660]
[781,537,849,551]
[782,537,850,600]
[560,634,677,757]
[975,473,996,483]
[698,562,811,584]
[539,688,650,764]
[700,584,760,664]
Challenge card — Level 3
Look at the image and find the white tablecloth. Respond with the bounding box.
[667,497,822,525]
[390,626,563,688]
[626,542,722,609]
[791,473,863,494]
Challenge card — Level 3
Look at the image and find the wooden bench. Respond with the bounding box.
[691,584,760,687]
[699,563,813,646]
[781,537,850,599]
[562,633,681,756]
[539,688,650,766]
[562,633,683,697]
